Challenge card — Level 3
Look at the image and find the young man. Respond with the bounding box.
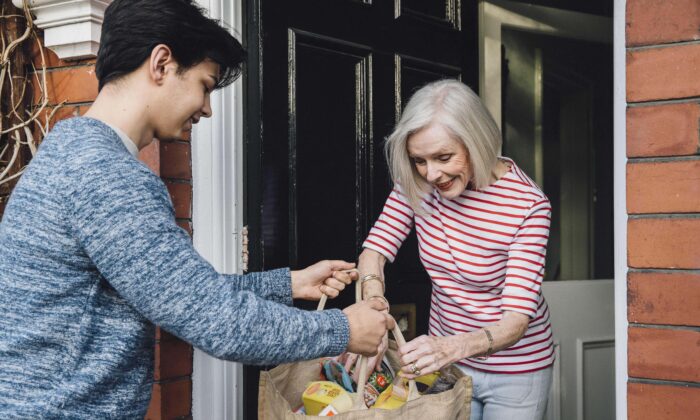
[0,0,393,417]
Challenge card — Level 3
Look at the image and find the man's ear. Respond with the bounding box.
[149,44,176,86]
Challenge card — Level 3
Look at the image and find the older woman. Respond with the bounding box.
[358,79,554,419]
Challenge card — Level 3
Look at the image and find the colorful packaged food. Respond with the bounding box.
[318,404,339,416]
[302,381,353,415]
[372,382,408,410]
[321,359,356,392]
[363,370,393,407]
[413,371,440,393]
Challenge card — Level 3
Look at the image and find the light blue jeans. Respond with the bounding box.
[458,365,553,420]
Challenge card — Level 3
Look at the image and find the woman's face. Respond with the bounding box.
[407,123,472,199]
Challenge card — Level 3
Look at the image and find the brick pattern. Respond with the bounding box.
[628,272,700,326]
[628,382,700,420]
[627,0,700,415]
[24,34,194,419]
[626,0,700,47]
[628,217,700,269]
[627,160,700,213]
[626,44,700,102]
[628,327,700,382]
[627,103,700,158]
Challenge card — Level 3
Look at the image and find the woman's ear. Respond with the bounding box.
[149,44,175,86]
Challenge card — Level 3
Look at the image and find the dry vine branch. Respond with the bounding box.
[0,0,58,203]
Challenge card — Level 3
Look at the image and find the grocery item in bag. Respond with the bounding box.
[302,381,353,415]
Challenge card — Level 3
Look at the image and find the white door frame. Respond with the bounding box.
[612,1,628,418]
[191,0,245,419]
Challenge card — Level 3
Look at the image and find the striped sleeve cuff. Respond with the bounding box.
[362,187,414,262]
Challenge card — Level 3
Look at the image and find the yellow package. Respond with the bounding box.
[414,371,440,392]
[372,371,442,410]
[302,381,353,415]
[372,379,409,410]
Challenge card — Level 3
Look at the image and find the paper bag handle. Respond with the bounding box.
[315,270,420,408]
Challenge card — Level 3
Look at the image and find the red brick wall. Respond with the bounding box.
[626,1,700,419]
[29,36,194,419]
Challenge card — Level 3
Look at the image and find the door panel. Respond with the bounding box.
[245,0,477,415]
[399,0,460,27]
[291,32,373,267]
[542,280,615,420]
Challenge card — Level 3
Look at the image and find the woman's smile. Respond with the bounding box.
[435,178,455,191]
[407,123,472,199]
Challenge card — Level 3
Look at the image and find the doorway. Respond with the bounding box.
[480,1,614,419]
[501,28,613,282]
[244,0,478,416]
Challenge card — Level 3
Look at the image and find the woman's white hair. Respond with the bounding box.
[385,79,502,213]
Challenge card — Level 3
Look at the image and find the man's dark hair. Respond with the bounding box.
[96,0,244,91]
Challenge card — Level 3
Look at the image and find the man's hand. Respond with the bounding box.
[342,300,396,356]
[337,331,388,383]
[291,260,358,300]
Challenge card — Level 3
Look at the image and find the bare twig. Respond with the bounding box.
[0,0,49,196]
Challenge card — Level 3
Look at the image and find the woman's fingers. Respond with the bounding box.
[401,353,438,378]
[374,334,389,371]
[343,352,359,372]
[399,334,427,357]
[399,336,430,365]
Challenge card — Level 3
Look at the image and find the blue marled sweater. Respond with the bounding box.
[0,117,349,418]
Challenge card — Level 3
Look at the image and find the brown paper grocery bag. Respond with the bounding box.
[258,280,472,419]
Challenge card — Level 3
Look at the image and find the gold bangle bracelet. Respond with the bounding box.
[475,328,494,360]
[483,327,494,355]
[366,295,390,311]
[360,274,385,293]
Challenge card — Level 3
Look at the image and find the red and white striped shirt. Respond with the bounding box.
[363,160,554,374]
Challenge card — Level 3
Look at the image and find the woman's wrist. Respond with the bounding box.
[452,331,487,362]
[358,249,386,298]
[358,248,387,269]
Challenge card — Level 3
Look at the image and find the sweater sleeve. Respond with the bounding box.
[362,186,414,262]
[501,199,551,318]
[66,157,349,364]
[222,268,293,306]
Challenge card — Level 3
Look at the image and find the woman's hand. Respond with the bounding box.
[398,334,465,379]
[290,260,358,300]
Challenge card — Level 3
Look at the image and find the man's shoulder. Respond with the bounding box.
[42,118,166,202]
[48,117,126,155]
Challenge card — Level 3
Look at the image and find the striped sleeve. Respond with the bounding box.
[362,186,414,262]
[501,199,551,318]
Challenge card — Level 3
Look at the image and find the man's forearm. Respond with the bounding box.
[223,268,293,306]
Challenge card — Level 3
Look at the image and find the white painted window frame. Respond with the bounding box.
[191,0,245,419]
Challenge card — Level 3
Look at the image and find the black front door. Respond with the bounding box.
[244,0,477,413]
